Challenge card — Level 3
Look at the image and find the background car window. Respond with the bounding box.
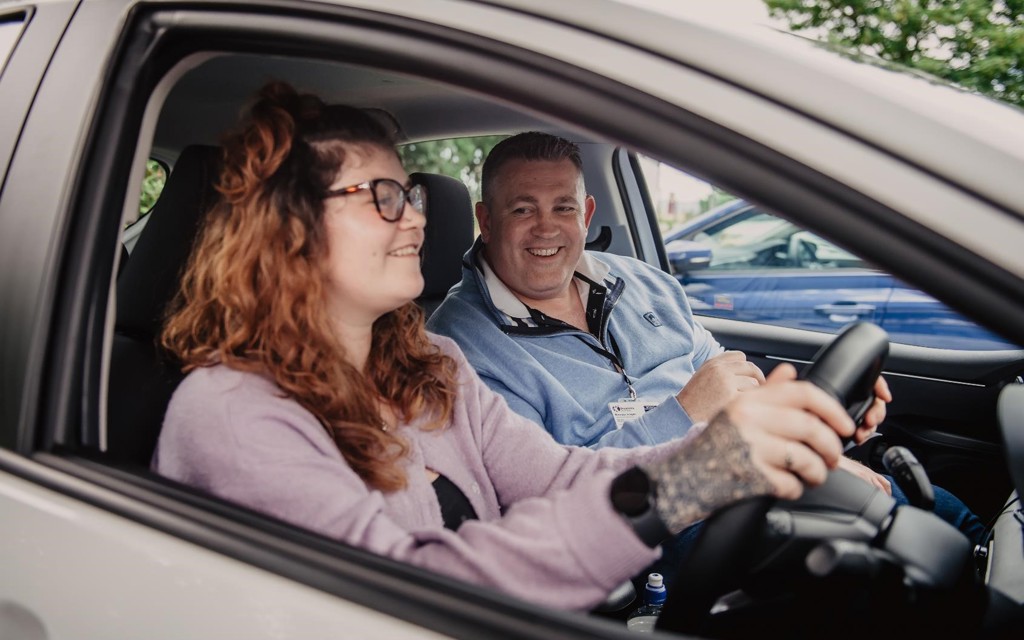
[121,158,169,253]
[638,155,1018,351]
[399,135,505,204]
[693,210,868,271]
[138,158,167,216]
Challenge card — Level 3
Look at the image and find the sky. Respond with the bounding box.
[614,0,775,24]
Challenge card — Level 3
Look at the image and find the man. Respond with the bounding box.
[428,132,984,544]
[428,133,775,449]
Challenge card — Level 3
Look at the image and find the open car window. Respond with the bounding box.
[638,155,1020,351]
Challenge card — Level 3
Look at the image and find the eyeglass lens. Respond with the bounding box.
[375,180,426,221]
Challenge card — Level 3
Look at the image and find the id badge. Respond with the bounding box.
[609,398,659,429]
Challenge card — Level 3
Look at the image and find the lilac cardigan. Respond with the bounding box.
[153,335,681,610]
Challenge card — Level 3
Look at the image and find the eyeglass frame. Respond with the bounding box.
[322,178,427,222]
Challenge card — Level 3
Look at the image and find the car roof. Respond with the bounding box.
[152,54,578,159]
[664,199,752,241]
[474,0,1024,218]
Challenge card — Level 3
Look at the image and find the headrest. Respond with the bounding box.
[116,145,222,338]
[411,172,475,299]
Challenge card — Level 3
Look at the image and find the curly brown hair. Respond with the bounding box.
[161,81,458,492]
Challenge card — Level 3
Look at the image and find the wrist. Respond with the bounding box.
[609,466,670,548]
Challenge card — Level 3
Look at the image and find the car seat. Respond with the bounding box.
[410,172,475,318]
[106,145,222,466]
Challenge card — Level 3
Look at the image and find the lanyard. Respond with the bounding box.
[573,333,636,400]
[519,275,636,401]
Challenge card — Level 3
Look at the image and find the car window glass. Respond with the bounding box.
[138,159,167,217]
[399,135,505,204]
[638,154,1018,351]
[696,210,867,271]
[0,16,25,76]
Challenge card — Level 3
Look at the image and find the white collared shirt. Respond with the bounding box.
[478,251,612,326]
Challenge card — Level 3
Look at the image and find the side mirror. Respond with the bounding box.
[666,239,712,275]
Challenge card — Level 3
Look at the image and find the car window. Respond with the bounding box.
[0,16,25,76]
[138,158,168,217]
[399,135,505,204]
[639,154,1018,351]
[691,210,868,271]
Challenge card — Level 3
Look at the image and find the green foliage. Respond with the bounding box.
[139,159,167,215]
[399,135,506,204]
[765,0,1024,106]
[698,186,738,215]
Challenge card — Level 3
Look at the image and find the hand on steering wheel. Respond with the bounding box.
[642,363,857,536]
[717,362,854,500]
[654,322,891,635]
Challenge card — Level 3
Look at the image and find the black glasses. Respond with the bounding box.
[323,178,427,222]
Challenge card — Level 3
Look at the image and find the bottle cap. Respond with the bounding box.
[645,572,667,605]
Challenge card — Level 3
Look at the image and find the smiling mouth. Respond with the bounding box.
[388,245,420,257]
[527,247,560,257]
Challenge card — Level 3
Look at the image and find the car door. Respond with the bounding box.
[2,0,1023,636]
[0,1,482,637]
[881,282,1019,350]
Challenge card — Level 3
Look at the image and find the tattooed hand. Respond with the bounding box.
[642,363,856,534]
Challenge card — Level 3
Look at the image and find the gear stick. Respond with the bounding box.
[882,446,935,511]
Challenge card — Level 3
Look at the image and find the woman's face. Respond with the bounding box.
[322,144,426,327]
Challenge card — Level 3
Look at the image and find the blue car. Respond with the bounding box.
[663,200,1017,350]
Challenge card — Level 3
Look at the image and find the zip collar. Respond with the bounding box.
[463,238,624,338]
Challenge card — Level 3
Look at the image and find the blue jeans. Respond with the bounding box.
[887,476,987,547]
[638,521,706,594]
[642,477,985,593]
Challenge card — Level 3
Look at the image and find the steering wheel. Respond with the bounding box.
[655,322,890,635]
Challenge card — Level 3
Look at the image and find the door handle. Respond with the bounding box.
[814,302,876,323]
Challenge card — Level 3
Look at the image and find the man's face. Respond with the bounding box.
[477,158,596,307]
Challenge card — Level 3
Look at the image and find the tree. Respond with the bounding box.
[139,159,167,215]
[698,186,737,215]
[399,136,506,204]
[765,0,1024,107]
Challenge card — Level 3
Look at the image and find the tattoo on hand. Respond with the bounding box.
[643,411,774,533]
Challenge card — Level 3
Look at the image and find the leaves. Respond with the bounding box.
[139,159,167,215]
[399,135,506,204]
[765,0,1024,106]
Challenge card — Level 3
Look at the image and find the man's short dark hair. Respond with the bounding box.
[481,132,583,206]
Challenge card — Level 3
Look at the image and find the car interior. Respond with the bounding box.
[76,23,1024,639]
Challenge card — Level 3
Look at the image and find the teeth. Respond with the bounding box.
[528,247,559,257]
[389,246,418,257]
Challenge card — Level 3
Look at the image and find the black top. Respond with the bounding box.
[433,473,479,531]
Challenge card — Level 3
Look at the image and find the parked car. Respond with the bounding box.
[2,0,1023,638]
[663,200,1019,349]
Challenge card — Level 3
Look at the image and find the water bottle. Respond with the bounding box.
[625,572,666,632]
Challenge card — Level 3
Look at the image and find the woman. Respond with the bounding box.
[153,82,862,610]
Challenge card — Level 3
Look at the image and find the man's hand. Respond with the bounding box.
[859,376,892,434]
[837,456,892,495]
[676,350,765,423]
